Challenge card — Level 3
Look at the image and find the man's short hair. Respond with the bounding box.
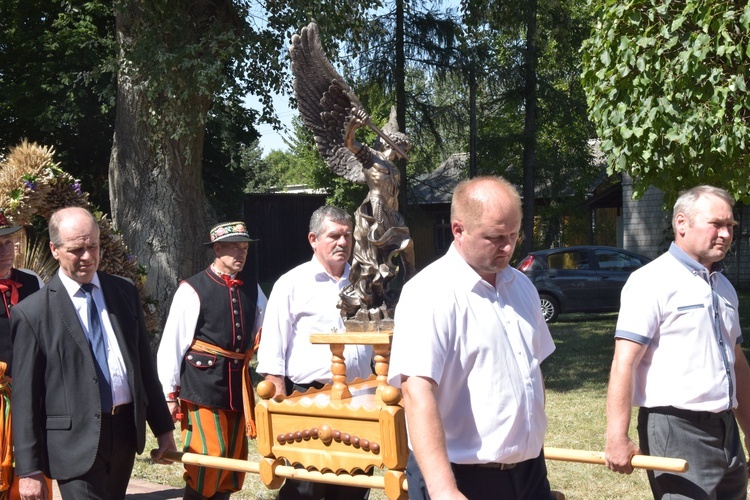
[672,185,735,232]
[309,206,352,236]
[451,176,521,231]
[49,207,98,247]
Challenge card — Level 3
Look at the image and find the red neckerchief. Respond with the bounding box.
[221,274,243,288]
[0,275,22,317]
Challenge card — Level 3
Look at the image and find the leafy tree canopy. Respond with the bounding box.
[581,0,750,204]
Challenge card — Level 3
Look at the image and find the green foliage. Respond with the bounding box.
[581,0,750,204]
[0,0,116,209]
[264,117,367,212]
[202,104,261,219]
[461,0,600,248]
[0,0,264,216]
[352,3,468,178]
[241,141,286,193]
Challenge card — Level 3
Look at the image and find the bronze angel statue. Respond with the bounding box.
[290,22,415,328]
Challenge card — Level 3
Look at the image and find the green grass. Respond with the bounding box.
[543,312,650,499]
[134,294,750,499]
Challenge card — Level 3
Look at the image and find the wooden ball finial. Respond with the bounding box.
[257,380,277,400]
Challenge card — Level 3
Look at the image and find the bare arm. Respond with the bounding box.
[605,338,647,474]
[344,108,369,157]
[402,376,466,500]
[732,344,750,454]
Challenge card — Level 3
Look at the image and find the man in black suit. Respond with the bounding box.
[11,207,176,500]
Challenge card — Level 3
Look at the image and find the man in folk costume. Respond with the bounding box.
[0,209,44,499]
[158,222,267,500]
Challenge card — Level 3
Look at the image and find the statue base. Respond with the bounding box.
[344,306,394,332]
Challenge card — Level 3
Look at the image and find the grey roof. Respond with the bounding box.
[407,141,609,205]
[409,153,468,205]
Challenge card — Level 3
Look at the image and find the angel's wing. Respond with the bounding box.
[289,22,365,185]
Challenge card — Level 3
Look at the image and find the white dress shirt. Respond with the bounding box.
[388,245,555,464]
[58,270,132,407]
[257,257,373,385]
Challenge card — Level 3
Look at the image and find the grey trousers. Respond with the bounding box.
[638,407,747,500]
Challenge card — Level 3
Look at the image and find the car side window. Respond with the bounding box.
[547,251,589,270]
[595,249,639,271]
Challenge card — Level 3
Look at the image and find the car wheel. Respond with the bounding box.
[539,294,559,323]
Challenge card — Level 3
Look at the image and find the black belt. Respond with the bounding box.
[285,377,326,394]
[454,462,518,470]
[102,402,133,417]
[644,406,731,422]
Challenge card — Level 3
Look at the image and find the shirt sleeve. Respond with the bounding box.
[387,278,450,388]
[256,277,293,378]
[156,282,200,397]
[254,285,268,335]
[614,272,659,345]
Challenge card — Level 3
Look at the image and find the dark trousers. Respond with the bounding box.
[57,404,137,500]
[638,406,747,499]
[406,451,553,500]
[277,379,370,500]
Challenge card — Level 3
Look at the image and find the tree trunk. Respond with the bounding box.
[469,65,478,178]
[395,0,408,211]
[520,0,538,257]
[109,6,210,325]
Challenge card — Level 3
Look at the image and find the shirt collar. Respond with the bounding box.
[209,264,236,279]
[668,242,724,277]
[58,269,102,298]
[310,255,350,282]
[446,244,516,291]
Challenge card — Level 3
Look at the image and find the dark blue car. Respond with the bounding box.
[517,245,651,322]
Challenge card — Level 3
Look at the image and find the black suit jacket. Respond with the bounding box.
[10,271,174,479]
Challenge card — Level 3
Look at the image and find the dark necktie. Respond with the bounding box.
[81,283,113,412]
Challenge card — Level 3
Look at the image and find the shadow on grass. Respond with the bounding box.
[542,313,618,393]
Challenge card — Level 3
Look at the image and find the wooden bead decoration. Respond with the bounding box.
[318,424,332,445]
[273,423,381,455]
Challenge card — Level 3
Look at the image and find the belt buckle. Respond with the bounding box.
[498,462,517,470]
[110,405,118,415]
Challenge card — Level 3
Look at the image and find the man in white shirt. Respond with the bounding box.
[157,221,266,500]
[257,205,371,500]
[388,176,555,500]
[605,185,750,498]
